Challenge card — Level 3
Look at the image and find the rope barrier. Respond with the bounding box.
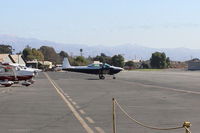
[184,127,192,133]
[113,98,191,132]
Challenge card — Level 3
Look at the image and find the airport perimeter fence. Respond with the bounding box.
[112,98,191,133]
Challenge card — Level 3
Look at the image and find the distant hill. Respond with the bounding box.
[0,34,200,61]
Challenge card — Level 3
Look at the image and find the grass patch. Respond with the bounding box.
[129,69,162,71]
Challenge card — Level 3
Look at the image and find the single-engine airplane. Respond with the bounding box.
[62,58,123,79]
[0,64,36,87]
[5,63,42,75]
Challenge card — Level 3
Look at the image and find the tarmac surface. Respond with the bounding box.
[0,70,200,133]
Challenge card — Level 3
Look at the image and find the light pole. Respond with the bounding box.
[80,49,83,56]
[18,54,19,64]
[16,52,21,64]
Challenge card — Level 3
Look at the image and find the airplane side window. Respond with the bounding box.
[5,68,12,72]
[103,64,110,68]
[0,68,4,73]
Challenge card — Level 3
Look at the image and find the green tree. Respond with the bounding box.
[93,53,111,64]
[0,44,13,54]
[59,51,68,58]
[22,47,32,61]
[94,55,104,63]
[26,54,35,61]
[22,47,44,61]
[74,56,88,66]
[32,48,44,61]
[166,57,170,68]
[140,62,150,69]
[111,54,125,67]
[150,52,169,69]
[39,46,59,64]
[58,50,69,64]
[86,56,93,64]
[125,61,135,68]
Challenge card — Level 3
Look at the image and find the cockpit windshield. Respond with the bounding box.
[88,64,102,67]
[103,63,110,68]
[88,63,111,68]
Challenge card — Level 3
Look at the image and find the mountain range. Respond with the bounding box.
[0,34,199,61]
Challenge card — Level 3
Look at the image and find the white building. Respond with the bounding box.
[39,61,53,69]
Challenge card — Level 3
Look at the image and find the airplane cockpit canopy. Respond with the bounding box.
[88,63,102,67]
[88,63,111,68]
[103,63,111,68]
[0,66,13,74]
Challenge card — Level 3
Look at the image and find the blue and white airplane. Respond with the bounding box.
[62,58,123,79]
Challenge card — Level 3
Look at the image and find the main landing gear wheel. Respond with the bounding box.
[22,81,31,86]
[112,75,116,79]
[99,75,105,80]
[1,81,14,87]
[3,84,12,87]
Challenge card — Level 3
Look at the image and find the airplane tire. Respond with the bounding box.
[14,81,19,84]
[22,82,31,87]
[25,84,31,87]
[99,75,105,80]
[4,84,12,87]
[113,77,116,79]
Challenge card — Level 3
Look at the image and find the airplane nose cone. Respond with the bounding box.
[111,67,123,74]
[119,67,124,71]
[116,67,124,71]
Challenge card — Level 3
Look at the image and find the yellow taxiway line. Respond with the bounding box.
[44,72,94,133]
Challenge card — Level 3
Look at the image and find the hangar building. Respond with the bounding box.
[188,58,200,70]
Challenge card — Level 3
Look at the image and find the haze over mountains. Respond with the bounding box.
[0,34,199,61]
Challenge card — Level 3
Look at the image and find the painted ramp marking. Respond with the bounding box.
[95,127,106,133]
[45,73,94,133]
[142,84,200,95]
[85,117,95,124]
[72,101,77,105]
[79,109,86,115]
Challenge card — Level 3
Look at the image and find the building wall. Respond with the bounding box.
[26,63,38,68]
[38,61,52,69]
[188,62,200,70]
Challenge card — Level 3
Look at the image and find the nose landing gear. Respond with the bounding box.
[99,74,105,79]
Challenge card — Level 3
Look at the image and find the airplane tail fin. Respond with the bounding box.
[62,57,71,68]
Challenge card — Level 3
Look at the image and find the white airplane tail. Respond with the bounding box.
[62,57,71,68]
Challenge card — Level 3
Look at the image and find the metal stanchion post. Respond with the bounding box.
[112,98,116,133]
[183,121,191,133]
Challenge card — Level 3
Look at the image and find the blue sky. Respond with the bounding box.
[1,0,200,48]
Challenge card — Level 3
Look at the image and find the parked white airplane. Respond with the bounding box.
[0,63,41,86]
[0,64,35,87]
[3,63,41,75]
